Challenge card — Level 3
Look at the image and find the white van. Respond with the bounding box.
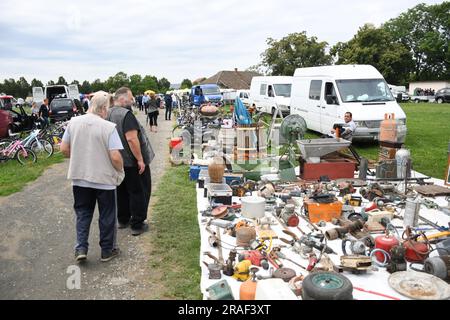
[290,65,407,140]
[236,89,251,107]
[32,84,80,104]
[249,76,292,114]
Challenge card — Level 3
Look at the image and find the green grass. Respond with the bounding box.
[398,102,450,179]
[0,152,65,196]
[148,165,201,299]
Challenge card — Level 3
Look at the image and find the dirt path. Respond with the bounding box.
[0,109,172,299]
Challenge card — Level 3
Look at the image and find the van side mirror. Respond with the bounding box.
[326,95,339,105]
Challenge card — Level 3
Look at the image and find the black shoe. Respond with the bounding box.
[101,248,120,262]
[131,223,149,236]
[118,221,129,229]
[75,249,87,262]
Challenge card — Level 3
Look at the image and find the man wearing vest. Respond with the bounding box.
[60,91,125,262]
[107,87,154,236]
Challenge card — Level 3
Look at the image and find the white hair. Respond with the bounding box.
[89,91,112,115]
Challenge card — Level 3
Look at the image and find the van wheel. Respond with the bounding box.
[437,98,443,104]
[414,99,420,103]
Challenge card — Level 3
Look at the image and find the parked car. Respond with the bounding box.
[49,98,78,122]
[410,95,435,103]
[190,84,223,107]
[237,90,251,108]
[435,88,450,104]
[0,109,13,138]
[0,94,14,110]
[33,84,80,105]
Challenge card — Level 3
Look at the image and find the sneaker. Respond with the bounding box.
[101,248,120,262]
[131,223,149,236]
[75,249,87,262]
[118,221,129,229]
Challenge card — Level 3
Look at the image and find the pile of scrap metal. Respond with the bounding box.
[196,141,450,300]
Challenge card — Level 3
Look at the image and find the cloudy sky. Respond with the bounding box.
[0,0,444,85]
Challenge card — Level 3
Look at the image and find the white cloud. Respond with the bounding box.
[0,0,445,85]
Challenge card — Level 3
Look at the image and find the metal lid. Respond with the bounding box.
[388,271,450,300]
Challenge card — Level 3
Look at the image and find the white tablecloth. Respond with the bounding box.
[197,172,450,300]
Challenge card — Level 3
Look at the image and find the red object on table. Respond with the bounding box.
[301,161,355,180]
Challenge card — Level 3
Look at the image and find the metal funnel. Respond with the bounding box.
[297,138,351,159]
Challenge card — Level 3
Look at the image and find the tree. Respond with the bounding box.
[246,64,266,75]
[260,31,332,76]
[129,74,143,94]
[91,79,104,92]
[105,72,129,92]
[141,75,159,92]
[56,76,68,85]
[383,2,450,81]
[331,24,413,84]
[80,80,92,93]
[180,79,192,89]
[17,77,31,98]
[158,77,171,93]
[31,78,44,88]
[47,80,55,86]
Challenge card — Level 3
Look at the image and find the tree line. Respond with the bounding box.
[249,2,449,85]
[0,72,175,99]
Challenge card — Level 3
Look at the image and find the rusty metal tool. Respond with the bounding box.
[271,248,307,270]
[281,229,336,255]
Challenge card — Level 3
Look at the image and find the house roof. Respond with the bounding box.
[200,70,261,90]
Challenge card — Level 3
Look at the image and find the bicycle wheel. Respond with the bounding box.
[15,147,37,165]
[0,139,12,152]
[31,139,54,158]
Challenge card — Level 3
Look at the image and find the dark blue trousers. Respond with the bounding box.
[73,186,117,255]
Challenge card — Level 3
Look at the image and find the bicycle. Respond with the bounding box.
[20,129,54,159]
[0,139,37,165]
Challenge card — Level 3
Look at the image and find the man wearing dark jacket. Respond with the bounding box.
[164,94,173,120]
[107,87,155,236]
[39,98,50,127]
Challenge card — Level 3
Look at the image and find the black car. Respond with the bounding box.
[49,98,78,122]
[435,88,450,104]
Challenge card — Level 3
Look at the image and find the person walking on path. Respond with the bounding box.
[146,93,159,132]
[137,94,143,112]
[60,91,125,262]
[142,93,150,114]
[107,87,155,236]
[164,94,173,121]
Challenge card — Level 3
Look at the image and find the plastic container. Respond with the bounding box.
[379,113,407,143]
[241,196,266,219]
[254,278,298,300]
[395,147,411,179]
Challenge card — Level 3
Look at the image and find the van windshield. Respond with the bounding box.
[273,84,292,97]
[202,86,221,95]
[336,79,394,103]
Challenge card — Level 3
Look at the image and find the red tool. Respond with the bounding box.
[374,231,399,262]
[239,251,269,270]
[307,253,318,271]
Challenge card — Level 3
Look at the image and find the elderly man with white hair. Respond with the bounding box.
[60,91,125,263]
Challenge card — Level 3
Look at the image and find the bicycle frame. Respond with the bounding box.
[1,140,27,159]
